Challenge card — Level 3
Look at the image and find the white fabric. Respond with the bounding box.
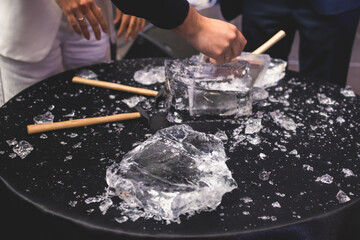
[0,0,114,62]
[0,15,110,105]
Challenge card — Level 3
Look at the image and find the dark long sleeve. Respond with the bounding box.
[111,0,190,29]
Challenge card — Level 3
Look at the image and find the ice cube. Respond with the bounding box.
[106,124,237,223]
[12,141,33,159]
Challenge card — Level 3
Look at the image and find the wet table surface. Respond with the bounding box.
[1,58,360,240]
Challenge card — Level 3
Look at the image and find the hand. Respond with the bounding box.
[55,0,108,40]
[113,9,146,42]
[174,5,247,65]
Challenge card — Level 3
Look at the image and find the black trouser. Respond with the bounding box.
[241,0,359,87]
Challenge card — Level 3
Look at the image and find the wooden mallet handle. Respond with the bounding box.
[27,112,141,134]
[252,30,286,54]
[72,76,158,97]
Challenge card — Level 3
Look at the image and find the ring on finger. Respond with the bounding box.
[78,17,85,22]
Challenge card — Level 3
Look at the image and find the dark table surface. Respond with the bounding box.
[1,58,360,240]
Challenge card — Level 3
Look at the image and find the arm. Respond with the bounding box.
[111,0,246,64]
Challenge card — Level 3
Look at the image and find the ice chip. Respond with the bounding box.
[336,190,351,203]
[259,170,271,181]
[12,141,33,159]
[133,66,165,85]
[106,124,237,223]
[340,86,356,97]
[251,87,269,102]
[245,118,262,134]
[33,111,54,124]
[121,96,147,108]
[270,110,297,132]
[317,93,336,105]
[76,69,98,79]
[215,130,228,142]
[315,174,333,184]
[342,168,356,177]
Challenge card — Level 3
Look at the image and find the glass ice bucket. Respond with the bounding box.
[164,58,253,117]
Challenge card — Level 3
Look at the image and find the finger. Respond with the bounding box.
[117,15,130,38]
[73,8,90,39]
[82,6,102,40]
[125,17,136,41]
[89,2,108,33]
[131,18,141,40]
[113,9,122,24]
[140,19,146,32]
[66,12,82,36]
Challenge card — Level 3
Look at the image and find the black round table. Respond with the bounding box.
[1,58,360,240]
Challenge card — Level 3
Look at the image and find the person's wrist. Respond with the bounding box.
[173,5,202,40]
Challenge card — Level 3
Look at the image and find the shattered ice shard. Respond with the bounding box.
[317,93,336,105]
[340,86,356,97]
[76,69,98,79]
[33,111,54,124]
[133,66,165,85]
[12,141,33,159]
[121,96,147,108]
[259,170,271,181]
[106,124,237,223]
[270,110,297,132]
[336,190,351,203]
[315,174,333,184]
[245,118,262,134]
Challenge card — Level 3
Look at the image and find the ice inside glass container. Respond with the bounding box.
[164,58,253,117]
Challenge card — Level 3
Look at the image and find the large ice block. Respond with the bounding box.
[106,124,237,223]
[164,58,253,117]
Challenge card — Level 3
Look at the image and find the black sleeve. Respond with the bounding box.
[219,0,243,21]
[111,0,190,29]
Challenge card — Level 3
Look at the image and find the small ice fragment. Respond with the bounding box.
[12,141,33,159]
[121,96,147,108]
[259,170,271,181]
[258,216,277,221]
[259,153,266,159]
[270,110,297,132]
[336,117,345,124]
[33,111,54,124]
[336,190,351,203]
[63,110,75,117]
[99,198,113,215]
[340,86,356,97]
[166,111,183,123]
[289,149,298,155]
[315,174,333,184]
[67,133,78,138]
[40,134,48,139]
[0,151,4,155]
[240,197,253,204]
[109,95,116,100]
[6,139,18,146]
[242,211,250,215]
[76,69,98,79]
[9,153,17,159]
[303,164,314,171]
[72,142,82,149]
[215,130,228,142]
[64,155,73,162]
[251,87,269,102]
[48,105,55,110]
[115,216,129,224]
[275,192,285,197]
[69,201,77,207]
[306,99,314,104]
[342,168,356,177]
[245,118,262,134]
[133,66,165,85]
[272,202,281,208]
[317,93,336,105]
[247,135,261,145]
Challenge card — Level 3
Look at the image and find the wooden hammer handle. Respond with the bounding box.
[252,30,286,54]
[27,112,141,134]
[72,76,158,97]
